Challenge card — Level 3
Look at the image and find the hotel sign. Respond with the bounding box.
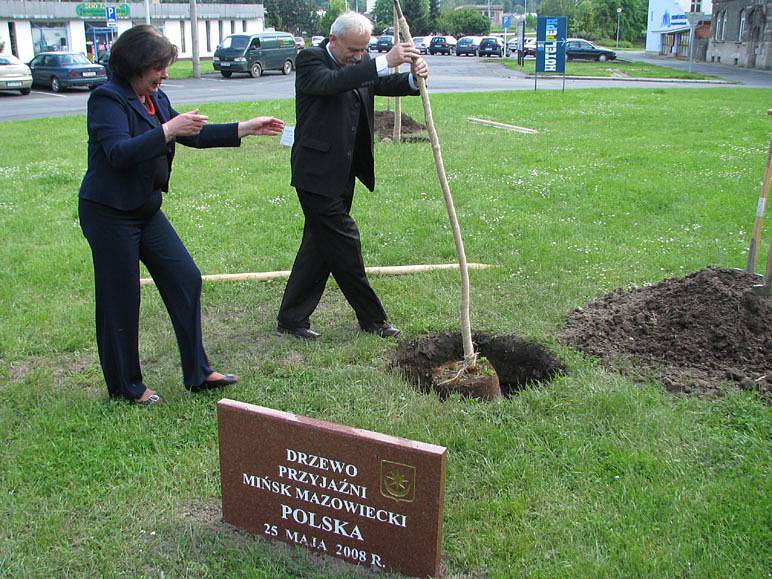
[536,16,567,73]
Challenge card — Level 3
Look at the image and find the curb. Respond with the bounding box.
[523,74,735,84]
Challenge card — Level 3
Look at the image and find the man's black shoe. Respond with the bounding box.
[360,321,401,338]
[277,325,320,340]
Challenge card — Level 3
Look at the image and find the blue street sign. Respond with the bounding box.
[502,15,511,29]
[536,16,567,74]
[105,6,117,27]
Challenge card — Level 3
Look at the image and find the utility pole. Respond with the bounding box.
[190,0,200,79]
[616,7,622,48]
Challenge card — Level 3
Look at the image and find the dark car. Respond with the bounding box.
[428,36,456,55]
[455,36,481,56]
[477,37,503,57]
[213,32,297,78]
[376,35,394,53]
[28,52,107,92]
[565,38,616,62]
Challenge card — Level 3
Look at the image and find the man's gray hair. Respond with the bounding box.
[330,11,374,37]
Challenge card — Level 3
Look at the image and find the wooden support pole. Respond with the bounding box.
[139,263,493,287]
[468,117,539,134]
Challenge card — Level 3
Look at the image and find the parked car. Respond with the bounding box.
[565,38,616,61]
[311,35,325,47]
[376,34,394,53]
[293,36,305,50]
[428,35,456,55]
[213,32,297,78]
[28,52,107,92]
[523,37,537,56]
[506,37,519,54]
[412,36,432,54]
[368,36,378,50]
[455,36,481,56]
[477,37,503,57]
[0,53,33,95]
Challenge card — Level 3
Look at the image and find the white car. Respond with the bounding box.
[311,35,325,47]
[412,36,433,54]
[0,53,33,95]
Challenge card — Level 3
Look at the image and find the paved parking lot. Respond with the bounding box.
[1,53,768,122]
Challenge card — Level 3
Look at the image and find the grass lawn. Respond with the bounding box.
[168,57,215,79]
[499,58,720,79]
[1,88,770,577]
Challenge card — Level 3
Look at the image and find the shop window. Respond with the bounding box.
[31,22,69,55]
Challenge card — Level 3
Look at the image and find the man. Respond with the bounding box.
[277,12,429,340]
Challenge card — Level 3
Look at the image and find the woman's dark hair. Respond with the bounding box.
[109,25,178,82]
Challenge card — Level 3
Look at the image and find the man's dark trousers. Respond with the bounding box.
[277,179,386,330]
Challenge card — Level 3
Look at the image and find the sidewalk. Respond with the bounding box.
[620,51,772,87]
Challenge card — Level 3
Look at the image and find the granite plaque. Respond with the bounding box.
[218,399,447,577]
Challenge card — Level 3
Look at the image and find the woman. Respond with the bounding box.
[79,25,283,405]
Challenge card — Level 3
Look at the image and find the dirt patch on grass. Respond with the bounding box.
[392,332,564,398]
[559,267,771,401]
[373,110,426,142]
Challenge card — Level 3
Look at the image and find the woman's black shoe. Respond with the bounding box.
[186,373,239,393]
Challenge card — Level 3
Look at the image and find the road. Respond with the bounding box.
[1,53,769,122]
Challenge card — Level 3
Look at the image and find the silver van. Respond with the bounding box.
[213,32,296,78]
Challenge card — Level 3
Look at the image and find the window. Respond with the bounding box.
[180,21,186,53]
[738,9,746,41]
[231,20,235,34]
[690,0,701,12]
[218,20,224,47]
[242,20,247,32]
[721,11,728,41]
[714,11,721,39]
[31,22,69,55]
[206,20,211,52]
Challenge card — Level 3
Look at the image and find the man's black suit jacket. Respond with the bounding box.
[290,40,419,197]
[79,79,240,211]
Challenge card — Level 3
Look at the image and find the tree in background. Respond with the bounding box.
[373,0,394,31]
[319,0,345,35]
[428,0,440,32]
[539,0,645,43]
[403,0,430,34]
[436,7,489,36]
[264,0,320,34]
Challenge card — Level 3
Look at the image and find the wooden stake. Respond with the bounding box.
[392,6,402,143]
[393,0,476,366]
[139,263,493,287]
[468,117,539,134]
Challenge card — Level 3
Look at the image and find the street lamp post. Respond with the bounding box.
[616,7,622,48]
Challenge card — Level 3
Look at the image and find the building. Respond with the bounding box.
[646,0,713,60]
[707,0,771,68]
[0,1,265,62]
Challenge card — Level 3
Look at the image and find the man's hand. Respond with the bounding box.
[385,42,421,69]
[237,116,285,138]
[411,56,429,80]
[163,109,208,141]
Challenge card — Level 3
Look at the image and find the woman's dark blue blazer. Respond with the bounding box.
[79,79,239,210]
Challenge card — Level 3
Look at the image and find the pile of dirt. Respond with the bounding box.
[392,332,564,398]
[373,110,426,141]
[559,267,771,400]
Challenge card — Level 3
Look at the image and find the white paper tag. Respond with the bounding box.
[280,125,295,147]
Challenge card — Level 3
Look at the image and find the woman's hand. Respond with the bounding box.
[237,116,285,138]
[163,109,209,141]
